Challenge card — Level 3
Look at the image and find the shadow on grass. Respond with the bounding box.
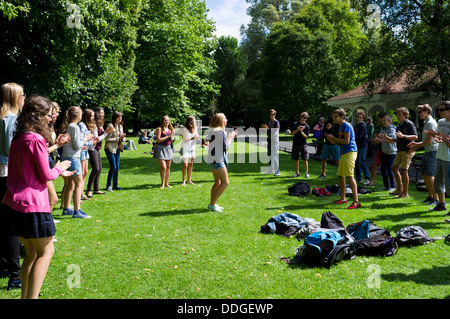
[382,265,450,286]
[140,207,209,217]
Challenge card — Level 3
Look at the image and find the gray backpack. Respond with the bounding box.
[395,226,435,246]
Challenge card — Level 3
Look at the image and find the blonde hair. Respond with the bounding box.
[0,82,24,120]
[209,113,226,130]
[417,104,432,114]
[396,107,409,117]
[301,112,309,119]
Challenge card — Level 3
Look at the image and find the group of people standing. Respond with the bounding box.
[0,83,127,298]
[264,102,450,213]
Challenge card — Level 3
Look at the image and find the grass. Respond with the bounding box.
[1,137,449,300]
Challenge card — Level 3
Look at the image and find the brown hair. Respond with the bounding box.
[14,95,52,142]
[184,116,196,133]
[82,108,96,132]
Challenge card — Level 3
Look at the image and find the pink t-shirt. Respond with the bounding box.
[2,132,62,213]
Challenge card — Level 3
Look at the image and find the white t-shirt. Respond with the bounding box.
[436,118,450,161]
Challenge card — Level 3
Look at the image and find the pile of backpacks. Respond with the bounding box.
[261,211,444,268]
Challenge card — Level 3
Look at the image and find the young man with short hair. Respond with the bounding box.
[387,107,418,198]
[262,109,280,176]
[407,104,438,205]
[425,101,450,213]
[326,108,361,209]
[290,112,310,178]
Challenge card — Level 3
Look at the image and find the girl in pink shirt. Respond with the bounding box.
[2,95,72,299]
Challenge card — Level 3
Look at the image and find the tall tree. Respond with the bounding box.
[0,0,141,113]
[132,0,218,126]
[259,0,369,119]
[212,36,245,124]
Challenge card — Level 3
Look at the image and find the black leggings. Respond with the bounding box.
[0,177,21,279]
[87,149,102,192]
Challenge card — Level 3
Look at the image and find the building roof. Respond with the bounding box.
[328,70,437,102]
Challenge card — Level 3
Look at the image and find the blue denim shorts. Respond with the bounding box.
[80,150,89,161]
[61,156,82,176]
[209,161,228,170]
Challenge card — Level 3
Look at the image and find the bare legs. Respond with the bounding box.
[20,237,54,299]
[158,159,172,188]
[182,158,195,185]
[210,167,229,207]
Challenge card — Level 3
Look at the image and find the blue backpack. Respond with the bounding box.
[298,230,357,268]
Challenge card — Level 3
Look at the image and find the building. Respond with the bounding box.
[326,71,442,127]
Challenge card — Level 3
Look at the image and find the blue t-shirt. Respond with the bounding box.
[338,121,357,154]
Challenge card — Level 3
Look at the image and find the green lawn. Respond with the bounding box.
[1,138,449,299]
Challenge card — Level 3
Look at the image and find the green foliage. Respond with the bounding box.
[212,36,246,124]
[132,0,218,124]
[0,0,141,113]
[259,0,369,120]
[0,0,30,19]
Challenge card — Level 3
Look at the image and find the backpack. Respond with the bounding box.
[296,230,357,268]
[288,181,311,197]
[355,235,398,257]
[395,226,435,246]
[311,187,331,197]
[346,220,390,240]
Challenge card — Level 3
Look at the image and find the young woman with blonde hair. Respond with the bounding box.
[206,113,237,212]
[181,116,200,185]
[60,106,95,218]
[0,82,26,290]
[154,116,174,189]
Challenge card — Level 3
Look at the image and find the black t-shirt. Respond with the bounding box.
[290,122,310,146]
[322,123,340,146]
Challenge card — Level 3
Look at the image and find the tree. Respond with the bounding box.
[132,0,218,126]
[212,36,245,124]
[354,0,450,99]
[0,0,141,114]
[259,0,369,119]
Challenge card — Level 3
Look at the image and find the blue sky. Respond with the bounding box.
[204,0,251,41]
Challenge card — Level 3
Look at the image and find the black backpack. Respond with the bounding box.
[346,220,390,240]
[395,226,436,246]
[355,235,398,257]
[297,230,357,268]
[288,181,311,197]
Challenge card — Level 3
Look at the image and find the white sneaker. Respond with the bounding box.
[363,179,370,185]
[208,204,223,212]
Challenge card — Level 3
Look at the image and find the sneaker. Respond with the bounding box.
[305,172,310,178]
[347,202,362,209]
[0,269,8,278]
[387,187,397,192]
[421,196,434,203]
[106,186,113,192]
[113,186,123,190]
[207,204,223,212]
[318,174,326,179]
[292,172,300,177]
[73,209,92,219]
[363,179,370,185]
[62,208,74,216]
[7,278,21,290]
[274,170,280,176]
[429,203,447,212]
[427,200,439,206]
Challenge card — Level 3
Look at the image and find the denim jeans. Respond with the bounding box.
[381,153,396,188]
[105,149,120,188]
[355,147,370,181]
